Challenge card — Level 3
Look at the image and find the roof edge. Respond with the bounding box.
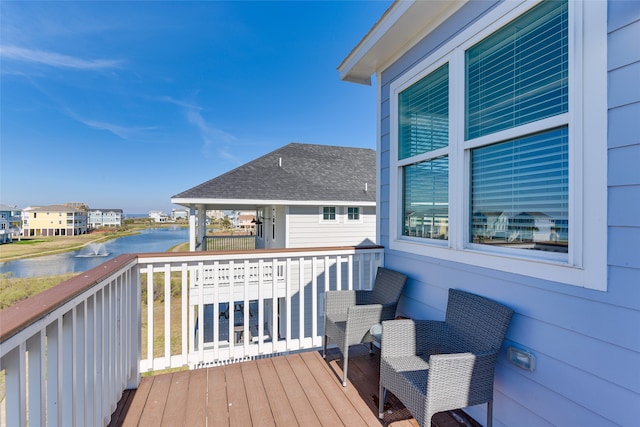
[338,0,467,85]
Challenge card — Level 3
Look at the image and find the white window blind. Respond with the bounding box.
[465,1,568,140]
[470,126,569,251]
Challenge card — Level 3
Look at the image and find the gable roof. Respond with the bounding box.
[172,143,376,209]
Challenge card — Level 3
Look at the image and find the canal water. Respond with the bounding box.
[0,227,189,278]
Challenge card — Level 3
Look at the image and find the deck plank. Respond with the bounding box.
[138,373,172,426]
[256,357,299,427]
[161,370,190,425]
[271,354,322,426]
[241,360,276,427]
[207,366,230,427]
[300,351,370,427]
[118,375,153,427]
[184,367,208,427]
[226,362,254,427]
[287,353,345,427]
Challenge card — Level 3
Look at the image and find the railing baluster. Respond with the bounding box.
[299,257,305,346]
[164,263,171,368]
[181,263,188,364]
[146,265,154,371]
[26,330,46,426]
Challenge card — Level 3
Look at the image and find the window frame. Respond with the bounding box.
[388,0,607,290]
[320,206,338,223]
[346,206,363,223]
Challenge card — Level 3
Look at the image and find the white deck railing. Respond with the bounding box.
[0,245,384,426]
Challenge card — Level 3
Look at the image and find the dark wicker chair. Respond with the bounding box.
[378,288,513,427]
[323,267,408,386]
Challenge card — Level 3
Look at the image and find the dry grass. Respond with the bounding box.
[0,272,78,310]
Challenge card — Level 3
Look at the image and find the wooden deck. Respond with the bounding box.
[109,346,481,427]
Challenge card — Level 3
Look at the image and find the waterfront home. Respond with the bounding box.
[338,0,639,425]
[88,208,123,229]
[21,204,88,237]
[171,142,376,251]
[0,204,22,243]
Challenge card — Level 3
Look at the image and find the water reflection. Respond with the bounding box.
[0,228,188,278]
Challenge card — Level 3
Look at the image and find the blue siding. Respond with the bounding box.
[376,1,640,426]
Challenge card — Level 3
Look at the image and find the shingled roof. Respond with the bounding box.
[172,143,375,207]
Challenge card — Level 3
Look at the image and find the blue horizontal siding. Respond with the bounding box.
[375,2,640,426]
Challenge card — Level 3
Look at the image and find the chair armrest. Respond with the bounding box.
[381,319,448,358]
[347,303,385,325]
[325,290,356,315]
[427,350,499,408]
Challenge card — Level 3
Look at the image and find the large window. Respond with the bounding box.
[399,63,449,240]
[389,0,607,289]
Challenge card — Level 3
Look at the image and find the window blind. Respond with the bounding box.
[470,127,568,250]
[466,0,568,140]
[399,63,449,159]
[403,157,449,239]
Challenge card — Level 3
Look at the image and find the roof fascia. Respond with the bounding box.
[338,0,467,85]
[171,198,376,208]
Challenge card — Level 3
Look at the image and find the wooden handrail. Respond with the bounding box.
[0,253,138,342]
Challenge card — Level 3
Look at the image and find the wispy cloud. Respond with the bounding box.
[0,45,121,70]
[64,108,157,140]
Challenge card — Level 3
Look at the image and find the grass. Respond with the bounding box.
[0,272,78,310]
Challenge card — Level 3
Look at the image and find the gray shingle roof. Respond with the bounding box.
[172,143,375,204]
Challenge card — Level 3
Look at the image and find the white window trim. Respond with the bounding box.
[345,206,363,223]
[388,0,607,290]
[319,206,339,224]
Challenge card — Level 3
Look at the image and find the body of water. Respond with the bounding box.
[0,227,189,278]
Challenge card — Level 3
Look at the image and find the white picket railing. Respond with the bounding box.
[0,245,383,426]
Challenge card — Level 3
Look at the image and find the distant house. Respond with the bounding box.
[149,211,168,223]
[339,1,638,426]
[22,204,88,236]
[171,142,376,251]
[230,210,256,234]
[88,208,123,229]
[171,209,188,221]
[0,204,21,243]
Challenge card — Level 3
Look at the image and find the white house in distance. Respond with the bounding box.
[339,1,639,426]
[171,142,376,251]
[149,211,169,223]
[87,208,123,229]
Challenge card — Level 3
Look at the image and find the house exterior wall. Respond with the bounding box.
[22,207,88,236]
[375,2,639,426]
[286,205,376,248]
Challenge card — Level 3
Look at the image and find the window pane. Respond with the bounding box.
[399,63,449,159]
[403,157,448,239]
[470,127,568,252]
[323,207,336,221]
[348,207,360,221]
[466,1,568,139]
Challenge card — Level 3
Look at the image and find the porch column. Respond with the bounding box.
[189,206,196,251]
[197,205,206,251]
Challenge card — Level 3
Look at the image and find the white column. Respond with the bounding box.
[189,206,196,251]
[197,205,206,251]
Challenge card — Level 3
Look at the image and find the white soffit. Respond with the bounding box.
[338,0,466,85]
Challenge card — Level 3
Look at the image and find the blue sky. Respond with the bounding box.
[1,1,390,214]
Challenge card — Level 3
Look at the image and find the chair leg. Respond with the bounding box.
[342,347,349,387]
[369,342,374,354]
[487,400,493,427]
[322,335,327,358]
[378,384,386,419]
